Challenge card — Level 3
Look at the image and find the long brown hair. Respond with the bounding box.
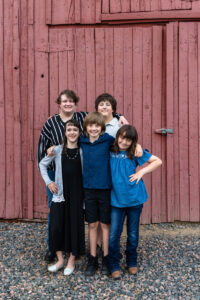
[111,125,138,159]
[62,119,81,155]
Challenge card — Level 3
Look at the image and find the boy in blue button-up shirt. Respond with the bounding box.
[80,112,114,276]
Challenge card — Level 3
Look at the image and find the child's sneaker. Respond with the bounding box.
[85,255,98,276]
[101,255,110,275]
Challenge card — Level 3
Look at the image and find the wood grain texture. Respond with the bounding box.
[179,23,190,220]
[0,0,5,217]
[188,22,199,221]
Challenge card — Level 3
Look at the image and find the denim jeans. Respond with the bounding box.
[108,204,143,273]
[46,170,55,249]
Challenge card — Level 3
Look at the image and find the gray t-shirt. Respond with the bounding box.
[105,117,120,138]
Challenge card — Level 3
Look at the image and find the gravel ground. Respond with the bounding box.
[0,221,199,300]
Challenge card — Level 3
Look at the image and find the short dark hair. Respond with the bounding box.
[111,125,138,159]
[95,93,117,113]
[83,112,106,135]
[56,89,79,105]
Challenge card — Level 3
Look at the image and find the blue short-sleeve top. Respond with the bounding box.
[110,149,152,207]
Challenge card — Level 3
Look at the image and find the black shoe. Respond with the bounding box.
[101,255,110,275]
[96,245,103,257]
[44,250,56,263]
[85,255,98,276]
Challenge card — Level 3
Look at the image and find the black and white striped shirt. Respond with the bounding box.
[37,112,87,170]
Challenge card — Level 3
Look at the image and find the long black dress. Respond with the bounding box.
[49,148,85,256]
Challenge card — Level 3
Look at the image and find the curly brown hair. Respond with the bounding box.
[111,125,138,159]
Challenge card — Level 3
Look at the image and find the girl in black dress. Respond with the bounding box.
[39,119,85,275]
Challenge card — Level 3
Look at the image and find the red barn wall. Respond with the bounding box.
[0,0,200,223]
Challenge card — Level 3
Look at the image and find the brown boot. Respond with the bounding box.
[111,270,121,279]
[128,267,138,275]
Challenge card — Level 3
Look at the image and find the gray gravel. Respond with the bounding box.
[0,221,199,299]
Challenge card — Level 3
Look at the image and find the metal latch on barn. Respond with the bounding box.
[155,128,174,135]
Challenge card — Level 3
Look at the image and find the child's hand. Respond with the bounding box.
[48,182,58,194]
[118,116,129,125]
[134,144,143,157]
[47,146,56,157]
[129,169,145,184]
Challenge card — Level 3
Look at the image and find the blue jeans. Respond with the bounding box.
[46,170,55,249]
[108,204,143,273]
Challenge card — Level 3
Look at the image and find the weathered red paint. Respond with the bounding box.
[0,0,200,223]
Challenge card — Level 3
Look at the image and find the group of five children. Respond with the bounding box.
[38,90,162,279]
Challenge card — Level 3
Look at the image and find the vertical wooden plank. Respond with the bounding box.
[140,0,151,12]
[132,27,143,143]
[20,0,29,218]
[150,0,160,11]
[85,28,95,110]
[192,1,200,11]
[161,27,167,222]
[152,26,163,223]
[50,51,59,115]
[121,0,131,12]
[28,0,34,24]
[188,23,199,221]
[52,0,74,24]
[75,28,87,111]
[81,0,95,24]
[49,29,59,116]
[102,0,110,13]
[95,28,105,99]
[34,0,49,218]
[161,0,172,10]
[34,0,48,51]
[13,0,22,218]
[172,0,182,10]
[105,28,114,95]
[123,28,132,122]
[131,0,140,12]
[141,27,152,224]
[96,0,101,23]
[179,23,189,220]
[198,23,200,222]
[110,0,121,13]
[27,23,34,219]
[181,0,192,10]
[4,0,15,218]
[45,0,52,24]
[0,0,6,217]
[67,29,76,91]
[113,27,124,114]
[166,23,175,222]
[173,23,180,221]
[75,0,81,23]
[34,50,49,219]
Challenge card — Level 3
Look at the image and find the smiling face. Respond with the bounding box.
[117,134,133,151]
[59,94,76,114]
[86,123,102,140]
[65,123,80,144]
[97,100,113,119]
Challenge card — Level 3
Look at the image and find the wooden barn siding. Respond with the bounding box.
[0,0,200,223]
[46,0,200,25]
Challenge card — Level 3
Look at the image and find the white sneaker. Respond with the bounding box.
[48,263,64,273]
[64,265,75,276]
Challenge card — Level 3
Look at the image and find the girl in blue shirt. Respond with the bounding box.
[108,125,162,279]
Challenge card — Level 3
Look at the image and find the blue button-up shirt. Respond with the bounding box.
[80,133,114,189]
